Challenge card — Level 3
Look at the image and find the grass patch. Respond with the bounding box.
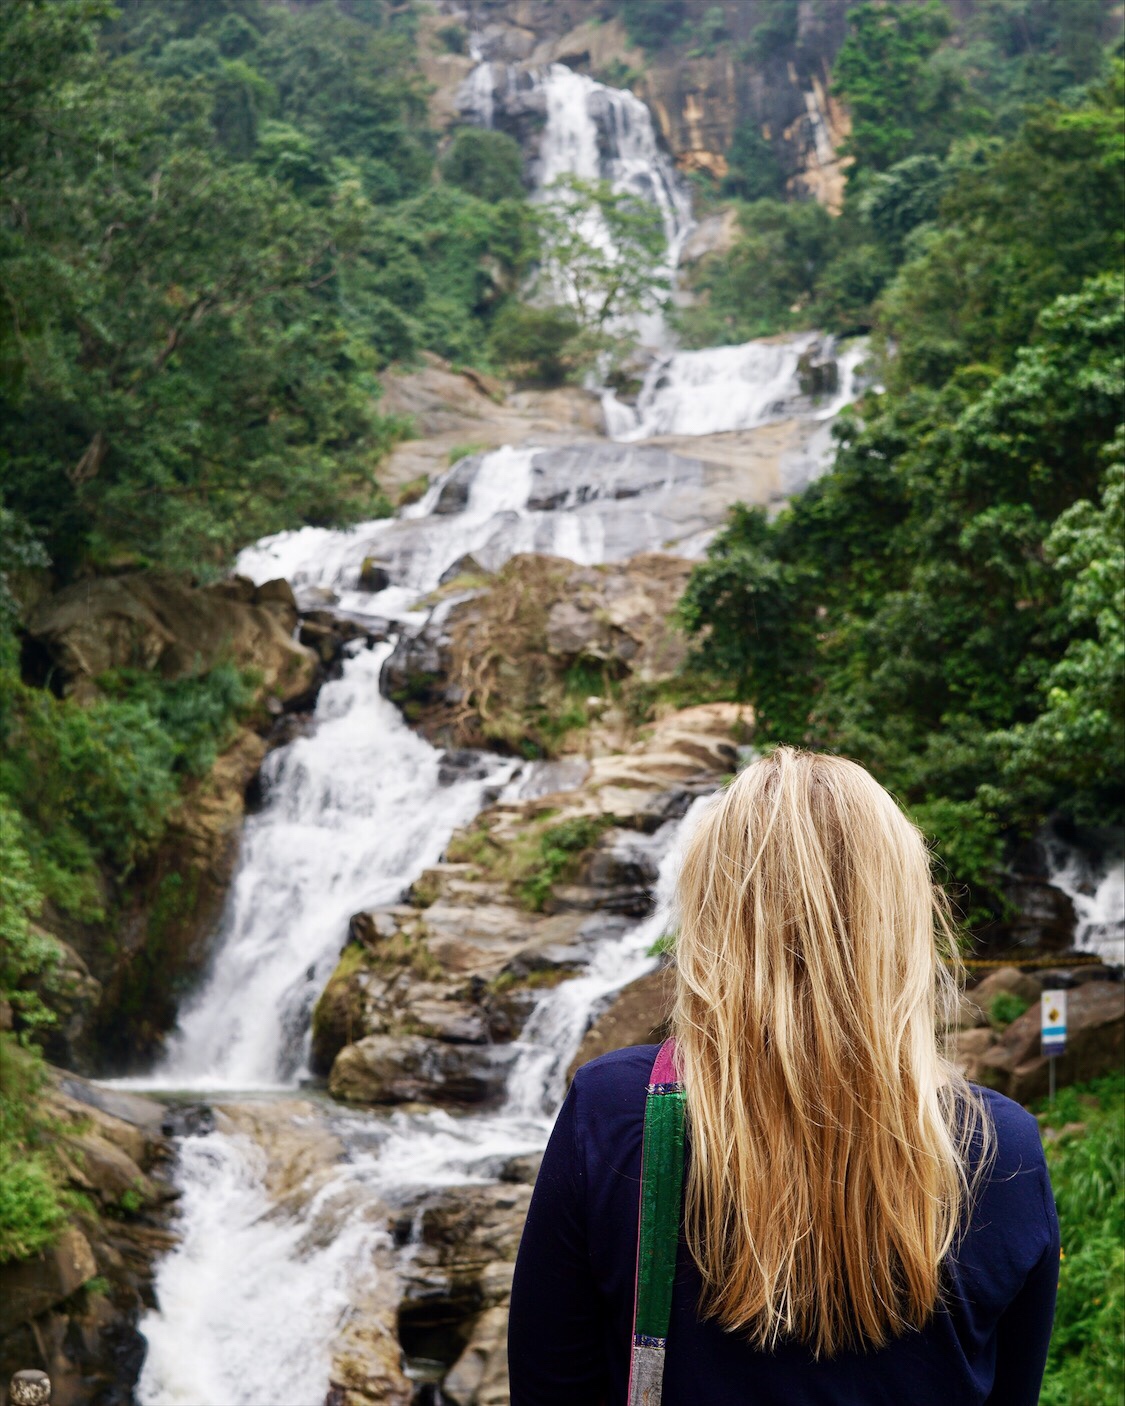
[445,809,612,912]
[447,441,490,467]
[1036,1072,1124,1405]
[516,815,614,912]
[396,474,430,507]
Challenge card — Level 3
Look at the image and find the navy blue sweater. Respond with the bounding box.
[508,1044,1059,1405]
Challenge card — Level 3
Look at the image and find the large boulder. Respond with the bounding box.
[329,1034,515,1107]
[24,572,316,706]
[975,979,1125,1103]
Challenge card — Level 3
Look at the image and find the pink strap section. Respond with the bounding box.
[650,1036,679,1086]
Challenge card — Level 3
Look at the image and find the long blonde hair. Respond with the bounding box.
[672,746,990,1358]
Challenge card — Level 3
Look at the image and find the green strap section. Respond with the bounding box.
[634,1088,686,1340]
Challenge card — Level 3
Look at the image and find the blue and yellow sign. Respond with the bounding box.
[1041,989,1067,1057]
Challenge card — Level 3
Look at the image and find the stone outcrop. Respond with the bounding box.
[969,974,1124,1104]
[22,571,315,707]
[316,701,749,1112]
[0,1071,174,1406]
[382,550,693,752]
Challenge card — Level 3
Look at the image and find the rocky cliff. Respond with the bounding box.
[423,0,855,209]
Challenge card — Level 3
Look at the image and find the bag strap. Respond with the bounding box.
[627,1038,685,1406]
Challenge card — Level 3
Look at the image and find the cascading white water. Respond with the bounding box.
[536,64,693,263]
[604,334,871,441]
[147,643,517,1090]
[1043,833,1125,967]
[137,1128,387,1406]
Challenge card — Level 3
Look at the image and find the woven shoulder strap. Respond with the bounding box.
[627,1038,685,1406]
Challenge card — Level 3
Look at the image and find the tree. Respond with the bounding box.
[441,127,525,203]
[533,175,670,331]
[833,2,982,177]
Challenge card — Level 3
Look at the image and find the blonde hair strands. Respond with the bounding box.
[672,747,991,1358]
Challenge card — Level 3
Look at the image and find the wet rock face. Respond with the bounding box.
[392,1182,533,1406]
[451,0,853,208]
[330,1035,517,1107]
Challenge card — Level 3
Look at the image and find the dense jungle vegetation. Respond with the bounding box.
[682,1,1124,912]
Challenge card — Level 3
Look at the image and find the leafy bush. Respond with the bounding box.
[0,1037,65,1263]
[0,656,256,923]
[681,269,1124,904]
[518,816,614,912]
[441,127,525,203]
[619,0,687,52]
[487,304,583,386]
[988,991,1030,1029]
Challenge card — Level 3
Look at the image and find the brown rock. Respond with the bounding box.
[329,1035,513,1107]
[567,966,672,1083]
[0,1227,97,1334]
[970,967,1044,1007]
[976,980,1124,1103]
[24,572,316,706]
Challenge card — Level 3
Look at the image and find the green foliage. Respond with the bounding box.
[441,128,525,203]
[619,0,687,52]
[721,122,785,202]
[435,23,467,55]
[0,1036,66,1263]
[517,816,614,912]
[675,198,834,345]
[0,799,59,1030]
[0,656,255,925]
[0,0,541,583]
[833,1,977,176]
[487,304,584,386]
[744,0,799,64]
[682,264,1124,902]
[987,990,1030,1029]
[880,68,1125,385]
[1036,1073,1125,1405]
[534,175,670,332]
[701,6,1121,345]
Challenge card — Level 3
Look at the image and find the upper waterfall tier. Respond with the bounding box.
[460,59,693,310]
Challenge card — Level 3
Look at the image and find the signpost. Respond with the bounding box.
[1041,989,1067,1103]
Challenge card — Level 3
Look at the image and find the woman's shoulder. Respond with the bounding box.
[965,1085,1056,1246]
[971,1084,1048,1177]
[572,1043,661,1097]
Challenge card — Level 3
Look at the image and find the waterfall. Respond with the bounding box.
[535,64,693,264]
[1043,832,1125,967]
[603,334,871,441]
[149,643,518,1090]
[124,55,880,1406]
